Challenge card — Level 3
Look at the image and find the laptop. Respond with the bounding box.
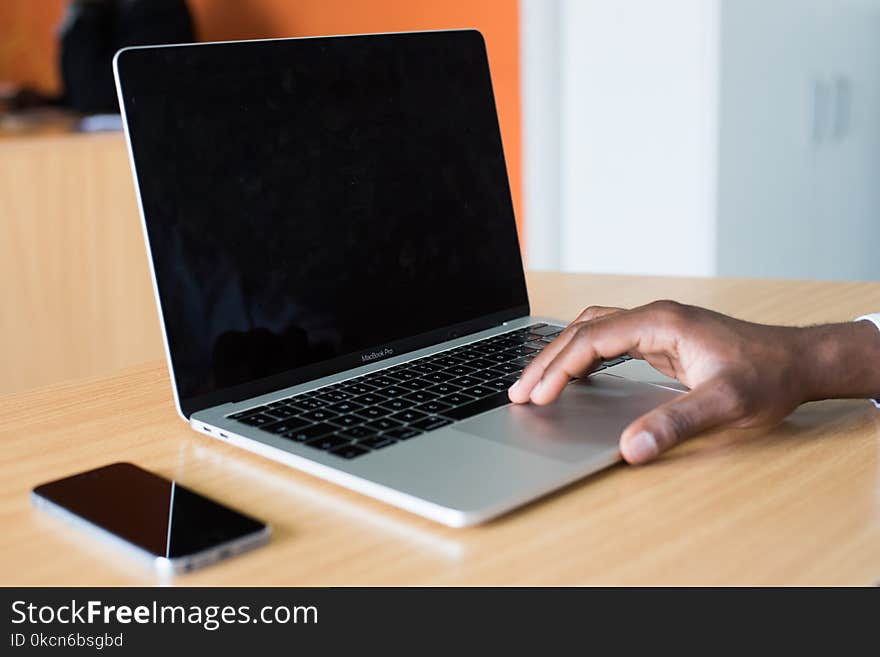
[114,30,681,527]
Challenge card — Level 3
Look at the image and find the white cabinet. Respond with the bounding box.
[717,0,880,280]
[522,0,880,281]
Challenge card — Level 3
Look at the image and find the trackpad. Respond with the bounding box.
[458,374,681,463]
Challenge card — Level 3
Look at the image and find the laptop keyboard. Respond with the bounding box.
[224,323,631,460]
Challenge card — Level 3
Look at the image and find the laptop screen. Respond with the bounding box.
[116,31,528,416]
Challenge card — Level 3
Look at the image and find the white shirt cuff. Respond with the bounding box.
[855,313,880,407]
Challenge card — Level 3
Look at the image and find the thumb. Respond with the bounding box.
[619,379,741,464]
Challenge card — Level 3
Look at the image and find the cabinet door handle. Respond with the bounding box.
[832,75,851,140]
[812,78,830,147]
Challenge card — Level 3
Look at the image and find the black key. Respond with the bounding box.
[487,352,513,363]
[316,390,353,403]
[365,417,404,432]
[461,385,498,399]
[467,345,500,357]
[410,416,453,432]
[443,391,510,421]
[513,346,540,356]
[283,423,337,442]
[261,417,312,434]
[287,398,327,411]
[339,425,375,439]
[378,385,408,398]
[530,324,562,336]
[330,444,369,459]
[433,356,464,368]
[300,408,338,423]
[265,405,299,419]
[343,383,377,396]
[409,363,439,374]
[358,436,397,450]
[391,409,428,424]
[492,362,521,374]
[356,406,387,420]
[326,400,364,414]
[511,357,534,367]
[236,413,275,426]
[494,339,520,350]
[386,369,419,381]
[330,413,364,428]
[364,375,397,387]
[484,378,512,391]
[422,371,456,383]
[446,364,476,376]
[416,400,453,414]
[442,393,476,407]
[379,397,416,412]
[228,405,269,419]
[467,358,497,370]
[400,378,432,391]
[403,390,439,404]
[384,427,422,441]
[305,434,351,451]
[354,393,384,405]
[450,375,480,388]
[469,369,500,382]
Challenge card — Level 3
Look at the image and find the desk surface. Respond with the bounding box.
[3,272,880,586]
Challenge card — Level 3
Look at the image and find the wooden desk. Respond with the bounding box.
[2,272,880,585]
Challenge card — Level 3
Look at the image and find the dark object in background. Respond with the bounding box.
[60,0,195,114]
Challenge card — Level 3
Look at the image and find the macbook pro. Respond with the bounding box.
[114,30,680,526]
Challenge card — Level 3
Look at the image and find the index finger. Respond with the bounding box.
[506,306,624,403]
[509,306,660,405]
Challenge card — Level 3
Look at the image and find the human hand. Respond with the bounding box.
[508,301,880,464]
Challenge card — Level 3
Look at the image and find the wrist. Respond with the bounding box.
[796,322,880,402]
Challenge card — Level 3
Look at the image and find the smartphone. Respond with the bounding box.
[31,462,270,575]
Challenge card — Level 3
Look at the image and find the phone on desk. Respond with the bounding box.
[31,462,270,575]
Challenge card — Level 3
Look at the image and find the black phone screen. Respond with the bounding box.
[32,463,266,559]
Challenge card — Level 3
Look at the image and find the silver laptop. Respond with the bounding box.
[114,30,681,527]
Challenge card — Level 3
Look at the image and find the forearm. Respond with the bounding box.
[796,321,880,402]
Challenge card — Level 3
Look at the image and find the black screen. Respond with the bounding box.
[117,31,528,415]
[34,463,266,559]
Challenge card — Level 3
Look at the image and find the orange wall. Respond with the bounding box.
[0,0,67,93]
[0,0,523,235]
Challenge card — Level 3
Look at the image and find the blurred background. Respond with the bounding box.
[2,0,880,395]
